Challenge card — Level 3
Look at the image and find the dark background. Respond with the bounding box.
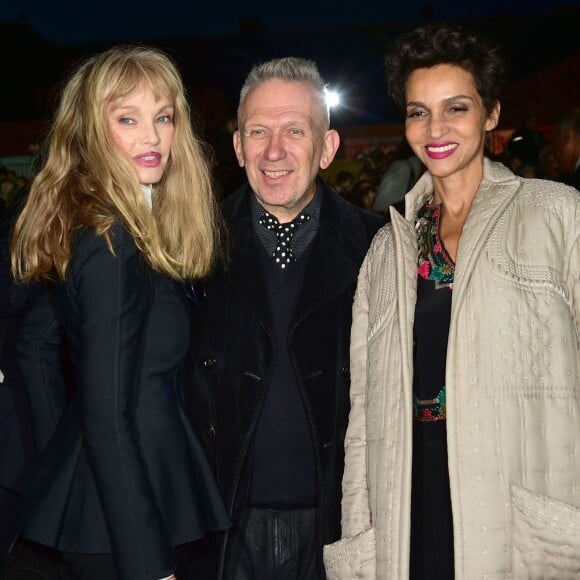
[3,0,577,46]
[0,2,579,156]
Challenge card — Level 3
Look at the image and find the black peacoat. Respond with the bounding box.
[183,179,384,577]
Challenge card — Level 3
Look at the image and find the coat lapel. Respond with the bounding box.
[292,228,359,327]
[221,182,373,335]
[292,184,368,328]
[451,160,521,313]
[399,159,522,317]
[390,209,419,381]
[222,190,275,341]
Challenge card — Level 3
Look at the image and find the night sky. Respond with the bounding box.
[0,0,578,138]
[2,0,577,45]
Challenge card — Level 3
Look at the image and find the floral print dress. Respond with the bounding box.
[410,201,455,579]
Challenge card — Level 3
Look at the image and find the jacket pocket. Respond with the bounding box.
[511,483,580,579]
[323,527,376,580]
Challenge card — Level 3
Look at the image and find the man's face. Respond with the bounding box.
[234,79,339,222]
[552,126,576,173]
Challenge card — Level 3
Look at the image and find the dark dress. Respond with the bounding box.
[14,223,230,580]
[410,202,454,579]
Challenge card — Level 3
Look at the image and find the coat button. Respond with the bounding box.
[340,364,350,378]
[204,423,216,438]
[203,355,217,369]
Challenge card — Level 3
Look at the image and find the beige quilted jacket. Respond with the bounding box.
[324,159,580,579]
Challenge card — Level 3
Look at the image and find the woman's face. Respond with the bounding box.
[107,83,175,185]
[404,64,499,185]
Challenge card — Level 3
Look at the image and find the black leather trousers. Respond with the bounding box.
[228,507,321,580]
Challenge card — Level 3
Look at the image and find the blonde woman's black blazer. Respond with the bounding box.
[16,222,230,580]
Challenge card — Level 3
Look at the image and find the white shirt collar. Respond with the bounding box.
[141,184,153,210]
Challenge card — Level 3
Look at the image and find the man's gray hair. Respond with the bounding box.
[238,57,330,129]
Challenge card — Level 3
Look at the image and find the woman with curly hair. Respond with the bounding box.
[324,22,580,580]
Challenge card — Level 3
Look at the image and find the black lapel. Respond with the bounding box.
[292,183,366,327]
[221,187,274,340]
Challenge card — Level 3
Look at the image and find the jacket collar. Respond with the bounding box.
[222,178,370,336]
[391,158,522,312]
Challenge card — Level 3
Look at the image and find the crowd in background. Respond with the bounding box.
[326,109,579,216]
[1,108,578,223]
[0,168,28,216]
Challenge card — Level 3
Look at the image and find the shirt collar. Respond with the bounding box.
[251,185,321,258]
[141,184,153,209]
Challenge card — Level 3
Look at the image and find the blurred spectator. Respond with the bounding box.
[502,149,526,176]
[538,143,561,181]
[505,110,546,171]
[0,171,29,217]
[356,166,381,189]
[334,170,356,195]
[356,146,387,175]
[351,182,376,211]
[515,163,537,178]
[372,138,424,216]
[552,107,580,190]
[0,180,16,204]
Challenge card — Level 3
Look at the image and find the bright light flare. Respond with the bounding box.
[324,87,340,108]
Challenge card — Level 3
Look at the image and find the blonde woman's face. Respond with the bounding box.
[107,83,175,185]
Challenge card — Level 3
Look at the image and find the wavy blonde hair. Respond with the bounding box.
[12,44,222,282]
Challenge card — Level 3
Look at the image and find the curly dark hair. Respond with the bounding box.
[385,22,508,114]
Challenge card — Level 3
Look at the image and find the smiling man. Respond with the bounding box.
[182,57,384,579]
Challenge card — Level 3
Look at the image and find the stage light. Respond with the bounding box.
[324,87,340,109]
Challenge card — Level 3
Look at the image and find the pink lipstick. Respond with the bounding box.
[425,143,458,159]
[133,152,161,167]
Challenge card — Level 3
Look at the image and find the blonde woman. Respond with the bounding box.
[4,45,230,580]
